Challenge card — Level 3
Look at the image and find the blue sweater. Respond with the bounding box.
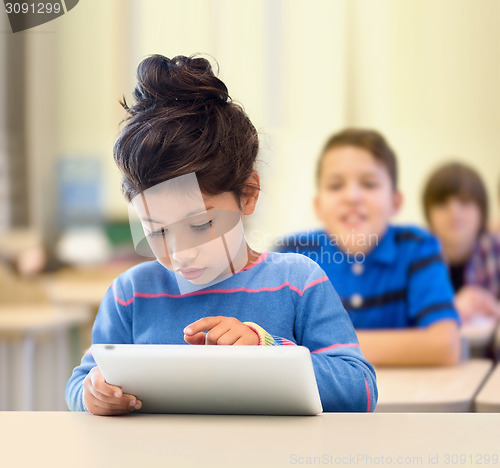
[66,251,377,412]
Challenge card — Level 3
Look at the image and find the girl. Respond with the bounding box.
[65,55,377,414]
[423,162,500,323]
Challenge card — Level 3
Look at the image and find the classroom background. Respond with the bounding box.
[1,0,500,411]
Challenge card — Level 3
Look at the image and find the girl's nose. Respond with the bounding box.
[172,246,198,264]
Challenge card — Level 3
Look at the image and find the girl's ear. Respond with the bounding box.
[241,171,260,216]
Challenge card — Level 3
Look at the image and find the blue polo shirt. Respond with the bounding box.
[275,225,460,330]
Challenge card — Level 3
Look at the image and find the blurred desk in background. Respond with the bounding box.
[494,325,500,361]
[460,316,497,359]
[42,264,131,359]
[42,264,128,307]
[375,359,493,412]
[0,228,40,260]
[0,305,91,410]
[475,363,500,412]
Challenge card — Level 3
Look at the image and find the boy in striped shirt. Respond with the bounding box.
[277,129,461,366]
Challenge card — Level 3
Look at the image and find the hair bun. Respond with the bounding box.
[133,54,229,110]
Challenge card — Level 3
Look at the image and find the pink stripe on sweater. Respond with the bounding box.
[115,296,134,306]
[311,343,360,354]
[303,276,329,291]
[365,379,372,413]
[113,275,329,305]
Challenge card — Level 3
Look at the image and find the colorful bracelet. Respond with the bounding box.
[243,322,274,346]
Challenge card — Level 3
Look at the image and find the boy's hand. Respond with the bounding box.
[183,316,259,345]
[83,366,142,416]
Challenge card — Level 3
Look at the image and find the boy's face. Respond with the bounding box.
[314,145,401,253]
[428,196,482,253]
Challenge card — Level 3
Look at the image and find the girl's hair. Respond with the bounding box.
[422,162,489,232]
[113,54,259,203]
[316,128,398,190]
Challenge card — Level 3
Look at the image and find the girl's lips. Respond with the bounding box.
[177,268,206,280]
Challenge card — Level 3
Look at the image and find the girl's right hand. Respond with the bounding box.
[82,366,142,416]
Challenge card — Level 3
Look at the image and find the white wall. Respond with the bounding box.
[345,0,500,228]
[54,0,130,219]
[24,17,59,246]
[27,0,500,251]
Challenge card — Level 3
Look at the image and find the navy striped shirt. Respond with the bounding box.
[276,225,460,330]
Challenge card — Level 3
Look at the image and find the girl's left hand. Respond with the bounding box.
[183,316,259,345]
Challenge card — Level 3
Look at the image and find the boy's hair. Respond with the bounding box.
[113,54,259,202]
[316,128,398,190]
[422,162,489,233]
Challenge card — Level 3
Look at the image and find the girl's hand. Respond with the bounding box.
[82,366,142,416]
[183,316,259,345]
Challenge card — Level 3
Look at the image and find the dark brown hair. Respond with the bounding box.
[423,162,489,232]
[316,128,398,190]
[113,54,259,203]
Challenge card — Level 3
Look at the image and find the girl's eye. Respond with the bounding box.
[148,227,168,237]
[191,220,213,232]
[362,181,379,189]
[327,183,342,191]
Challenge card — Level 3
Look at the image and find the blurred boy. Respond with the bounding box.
[277,129,461,366]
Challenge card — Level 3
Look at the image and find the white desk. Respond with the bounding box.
[0,305,91,410]
[475,363,500,412]
[0,412,499,468]
[375,359,493,412]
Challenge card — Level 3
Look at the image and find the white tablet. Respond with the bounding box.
[91,344,323,415]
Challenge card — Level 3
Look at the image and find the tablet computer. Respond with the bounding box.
[91,344,323,415]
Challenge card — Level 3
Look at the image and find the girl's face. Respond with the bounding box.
[428,196,482,253]
[132,186,249,286]
[315,145,402,254]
